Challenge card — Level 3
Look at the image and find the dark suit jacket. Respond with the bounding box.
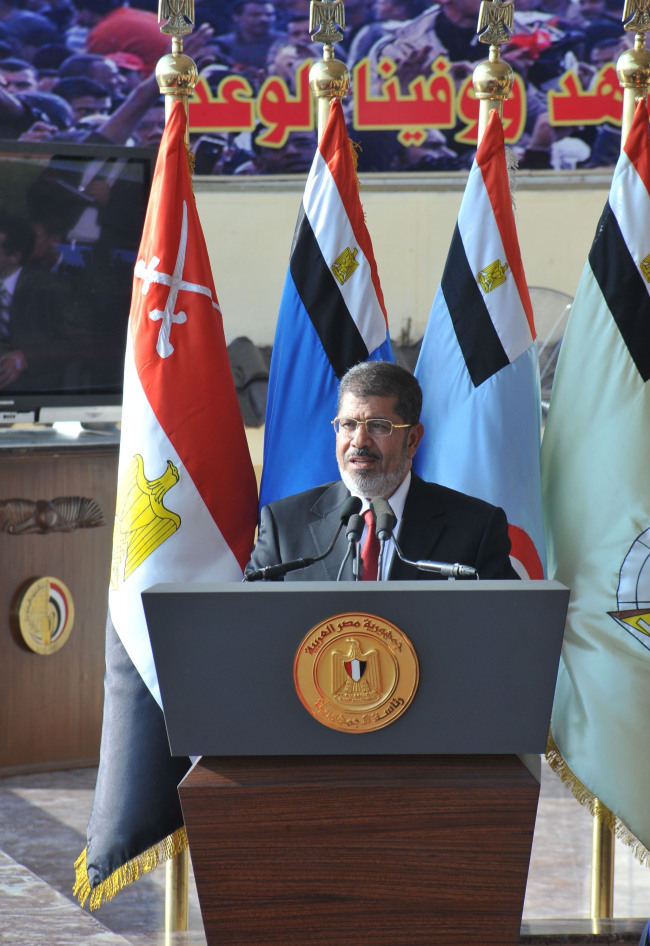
[247,473,519,581]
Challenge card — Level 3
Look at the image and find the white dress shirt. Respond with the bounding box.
[352,470,411,580]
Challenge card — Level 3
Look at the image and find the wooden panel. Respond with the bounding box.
[180,754,540,946]
[0,442,118,774]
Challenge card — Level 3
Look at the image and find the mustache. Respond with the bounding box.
[346,446,381,461]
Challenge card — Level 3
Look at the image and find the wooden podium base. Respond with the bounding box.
[179,754,539,946]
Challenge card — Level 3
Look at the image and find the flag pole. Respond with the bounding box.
[308,0,350,142]
[473,0,515,146]
[154,0,198,931]
[616,0,650,150]
[591,800,614,921]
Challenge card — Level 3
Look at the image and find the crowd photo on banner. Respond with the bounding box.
[0,0,630,173]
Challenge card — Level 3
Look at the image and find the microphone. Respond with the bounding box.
[370,497,397,541]
[337,508,365,581]
[370,497,397,580]
[244,495,362,581]
[369,498,478,580]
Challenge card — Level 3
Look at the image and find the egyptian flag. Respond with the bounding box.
[542,100,650,855]
[74,100,258,908]
[413,109,546,580]
[259,98,393,509]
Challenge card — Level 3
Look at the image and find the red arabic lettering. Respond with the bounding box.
[188,75,255,133]
[256,61,314,147]
[353,56,454,140]
[548,66,623,126]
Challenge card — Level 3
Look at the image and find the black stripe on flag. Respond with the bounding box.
[84,615,190,893]
[290,207,369,378]
[441,225,509,387]
[589,204,650,383]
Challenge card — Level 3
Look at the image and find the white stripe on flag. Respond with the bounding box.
[457,165,533,364]
[110,332,242,705]
[303,150,386,353]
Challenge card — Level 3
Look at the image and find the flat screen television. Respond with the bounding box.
[0,139,155,424]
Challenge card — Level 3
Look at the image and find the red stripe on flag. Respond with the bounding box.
[623,99,650,193]
[131,101,257,569]
[476,110,536,341]
[318,99,388,327]
[508,523,544,580]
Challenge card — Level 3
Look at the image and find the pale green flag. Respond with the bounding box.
[541,102,650,859]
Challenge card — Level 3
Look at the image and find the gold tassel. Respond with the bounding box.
[546,730,650,867]
[349,137,362,193]
[73,826,188,909]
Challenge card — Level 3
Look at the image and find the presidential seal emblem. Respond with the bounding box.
[16,577,75,655]
[293,611,419,733]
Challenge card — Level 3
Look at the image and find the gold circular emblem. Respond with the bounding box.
[16,577,75,656]
[293,611,419,733]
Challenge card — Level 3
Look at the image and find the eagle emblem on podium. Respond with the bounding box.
[331,638,382,704]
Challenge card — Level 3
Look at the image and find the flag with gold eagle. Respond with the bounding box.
[413,109,546,580]
[74,99,258,909]
[542,100,650,855]
[259,98,393,509]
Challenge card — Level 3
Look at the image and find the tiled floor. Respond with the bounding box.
[1,759,649,945]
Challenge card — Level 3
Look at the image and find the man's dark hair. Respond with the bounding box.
[59,54,110,79]
[0,212,36,264]
[0,58,36,74]
[337,361,422,425]
[233,0,269,15]
[50,76,111,102]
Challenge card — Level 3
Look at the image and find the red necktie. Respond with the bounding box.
[361,509,380,581]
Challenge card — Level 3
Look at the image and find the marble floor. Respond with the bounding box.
[1,759,649,946]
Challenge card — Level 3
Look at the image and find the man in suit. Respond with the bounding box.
[247,361,519,581]
[0,211,75,392]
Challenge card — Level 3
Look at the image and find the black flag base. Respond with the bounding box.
[74,615,191,909]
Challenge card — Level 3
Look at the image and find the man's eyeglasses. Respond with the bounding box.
[331,417,412,438]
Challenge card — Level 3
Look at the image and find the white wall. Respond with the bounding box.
[195,169,611,347]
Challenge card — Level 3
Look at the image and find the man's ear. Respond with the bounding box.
[406,422,424,458]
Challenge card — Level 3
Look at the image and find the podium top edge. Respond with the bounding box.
[142,579,569,595]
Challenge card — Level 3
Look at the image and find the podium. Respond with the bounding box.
[143,580,569,946]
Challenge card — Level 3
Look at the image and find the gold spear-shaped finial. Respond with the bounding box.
[617,0,650,148]
[472,0,515,145]
[308,0,350,141]
[156,0,198,145]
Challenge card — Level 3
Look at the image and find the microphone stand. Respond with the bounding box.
[245,496,362,582]
[337,511,364,581]
[370,498,478,580]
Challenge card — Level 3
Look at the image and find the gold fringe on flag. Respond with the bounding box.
[546,730,650,867]
[73,826,188,909]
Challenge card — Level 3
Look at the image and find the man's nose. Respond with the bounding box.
[350,422,372,447]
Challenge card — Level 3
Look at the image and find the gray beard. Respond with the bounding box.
[339,462,409,500]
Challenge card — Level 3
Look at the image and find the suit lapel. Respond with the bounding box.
[389,474,447,580]
[307,482,355,581]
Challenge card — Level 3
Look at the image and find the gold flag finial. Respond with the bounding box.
[617,0,650,148]
[472,0,515,145]
[308,0,350,141]
[155,0,198,146]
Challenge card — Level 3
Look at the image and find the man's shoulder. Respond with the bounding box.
[263,481,345,516]
[410,474,505,518]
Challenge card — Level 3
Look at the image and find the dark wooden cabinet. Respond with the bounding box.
[0,428,119,775]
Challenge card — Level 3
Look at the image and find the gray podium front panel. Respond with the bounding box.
[143,580,569,757]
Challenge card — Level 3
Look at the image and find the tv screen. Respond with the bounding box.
[0,139,155,424]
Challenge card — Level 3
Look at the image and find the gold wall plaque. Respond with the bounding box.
[293,611,419,733]
[16,577,75,655]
